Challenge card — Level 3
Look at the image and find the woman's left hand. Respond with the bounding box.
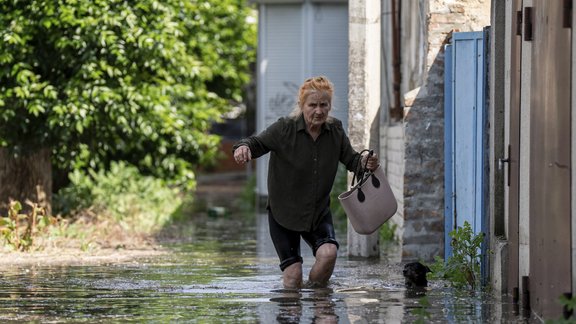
[362,153,380,171]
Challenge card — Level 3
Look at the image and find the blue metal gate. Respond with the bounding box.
[444,31,488,260]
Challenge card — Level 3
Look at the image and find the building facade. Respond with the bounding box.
[253,0,575,319]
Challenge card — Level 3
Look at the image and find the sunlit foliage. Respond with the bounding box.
[0,0,257,187]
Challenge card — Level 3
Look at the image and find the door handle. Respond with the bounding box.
[499,145,512,186]
[498,157,510,171]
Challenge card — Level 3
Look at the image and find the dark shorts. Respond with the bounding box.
[268,210,339,271]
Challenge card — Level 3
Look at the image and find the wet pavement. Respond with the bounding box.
[0,211,532,323]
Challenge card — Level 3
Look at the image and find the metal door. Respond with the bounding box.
[529,1,572,318]
[444,31,488,259]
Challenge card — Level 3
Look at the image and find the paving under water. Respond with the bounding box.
[0,212,535,323]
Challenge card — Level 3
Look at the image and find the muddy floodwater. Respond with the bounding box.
[0,213,531,323]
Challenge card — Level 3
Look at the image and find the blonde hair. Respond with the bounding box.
[290,76,334,117]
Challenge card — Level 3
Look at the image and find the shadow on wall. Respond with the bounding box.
[399,34,449,262]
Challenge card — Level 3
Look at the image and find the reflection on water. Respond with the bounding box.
[0,213,528,323]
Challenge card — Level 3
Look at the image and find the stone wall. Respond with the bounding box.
[403,88,445,262]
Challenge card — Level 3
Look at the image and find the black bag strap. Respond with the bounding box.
[351,149,374,188]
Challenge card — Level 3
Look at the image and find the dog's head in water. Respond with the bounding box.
[403,262,432,288]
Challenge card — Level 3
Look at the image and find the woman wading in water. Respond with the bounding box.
[233,76,379,288]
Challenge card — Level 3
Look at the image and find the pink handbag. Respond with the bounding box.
[338,151,398,235]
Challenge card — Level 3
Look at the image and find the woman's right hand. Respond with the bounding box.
[234,145,252,165]
[361,151,380,171]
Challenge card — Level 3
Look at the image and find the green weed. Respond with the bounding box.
[429,221,484,290]
[559,294,576,318]
[546,294,576,324]
[80,240,94,252]
[0,200,57,251]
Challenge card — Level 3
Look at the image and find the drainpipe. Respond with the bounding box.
[391,0,402,120]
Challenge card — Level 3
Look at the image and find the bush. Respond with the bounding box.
[54,161,184,233]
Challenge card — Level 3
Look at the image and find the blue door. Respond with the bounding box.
[444,31,488,260]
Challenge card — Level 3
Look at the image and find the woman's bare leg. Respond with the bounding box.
[308,243,338,287]
[283,262,303,289]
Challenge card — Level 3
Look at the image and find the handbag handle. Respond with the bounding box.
[351,149,374,188]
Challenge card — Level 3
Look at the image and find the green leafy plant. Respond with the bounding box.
[559,294,576,314]
[546,294,576,324]
[429,221,484,290]
[0,200,56,251]
[54,161,183,233]
[380,222,398,242]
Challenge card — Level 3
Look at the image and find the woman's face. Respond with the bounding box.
[301,91,331,128]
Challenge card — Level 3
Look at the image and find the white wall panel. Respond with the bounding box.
[311,3,349,129]
[257,2,348,197]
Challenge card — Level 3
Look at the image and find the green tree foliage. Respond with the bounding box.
[0,0,257,187]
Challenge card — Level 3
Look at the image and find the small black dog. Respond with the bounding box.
[403,262,432,288]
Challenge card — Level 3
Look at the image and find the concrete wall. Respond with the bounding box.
[517,0,532,296]
[347,0,382,257]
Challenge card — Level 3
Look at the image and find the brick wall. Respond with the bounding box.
[381,122,405,242]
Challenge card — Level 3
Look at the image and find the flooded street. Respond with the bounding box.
[0,210,530,323]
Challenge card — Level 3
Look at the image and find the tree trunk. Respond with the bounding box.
[0,148,52,216]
